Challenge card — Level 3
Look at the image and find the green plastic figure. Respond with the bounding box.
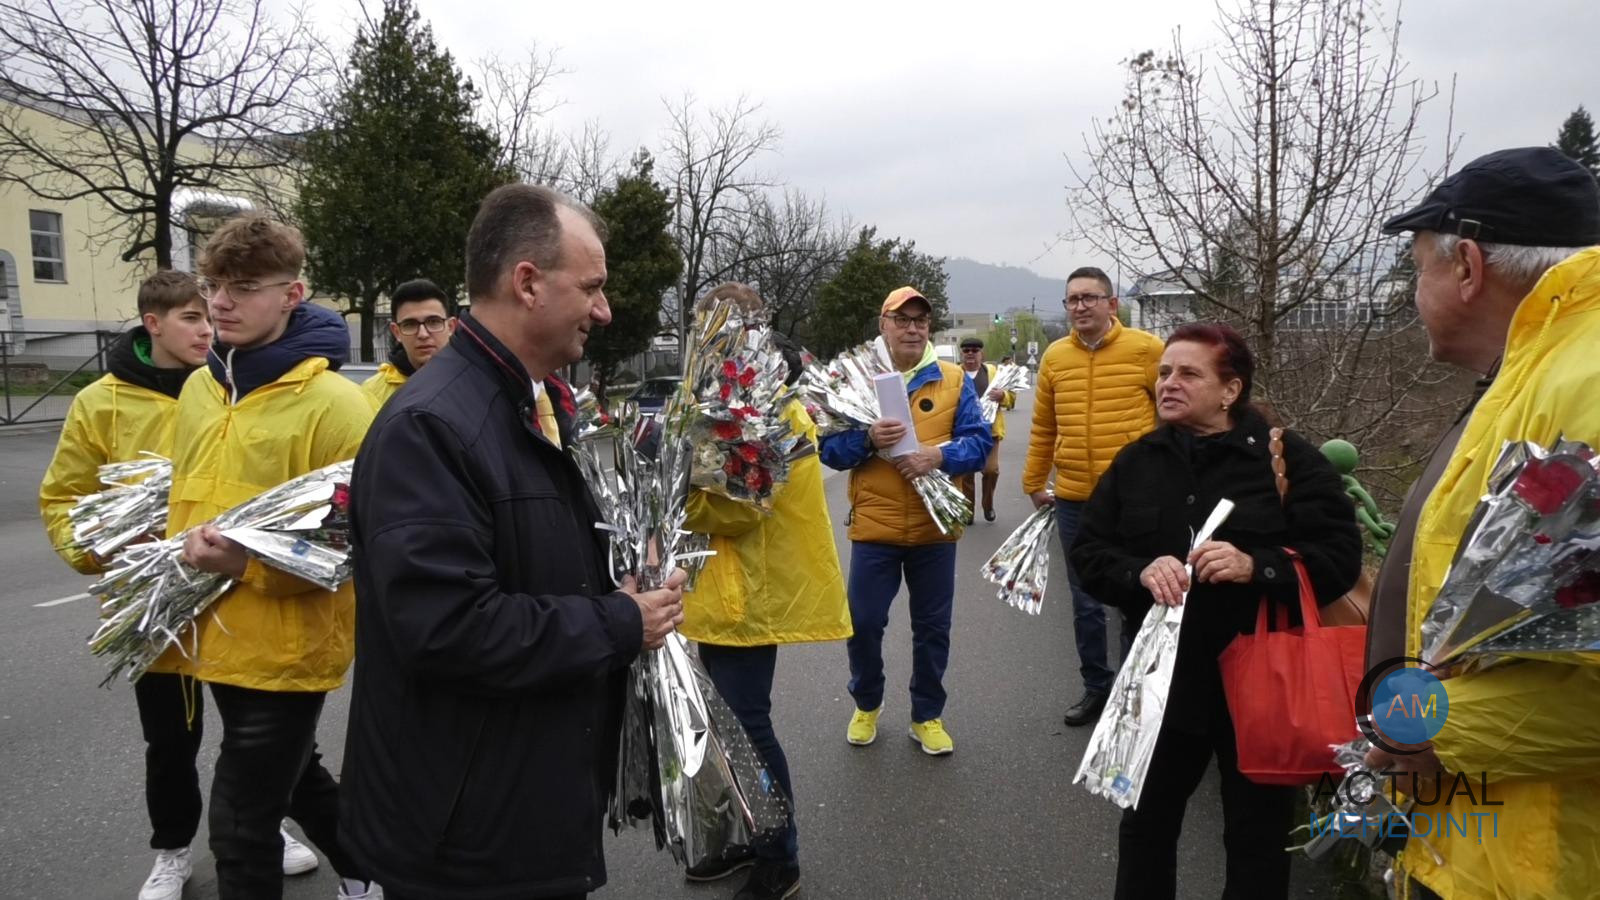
[1320,439,1396,558]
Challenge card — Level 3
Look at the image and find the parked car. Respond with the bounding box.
[629,376,683,416]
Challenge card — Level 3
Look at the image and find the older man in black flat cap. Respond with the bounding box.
[1365,146,1600,900]
[955,336,1013,523]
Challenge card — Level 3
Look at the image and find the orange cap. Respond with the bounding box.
[881,286,928,314]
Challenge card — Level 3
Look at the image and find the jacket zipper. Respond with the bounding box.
[435,711,489,853]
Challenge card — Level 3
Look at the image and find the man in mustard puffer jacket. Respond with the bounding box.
[679,284,851,900]
[1369,147,1600,900]
[168,215,378,899]
[1022,266,1163,727]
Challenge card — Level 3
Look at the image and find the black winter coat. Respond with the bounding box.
[341,312,644,900]
[1069,408,1362,734]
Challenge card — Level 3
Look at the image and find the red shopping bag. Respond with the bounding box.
[1218,549,1366,785]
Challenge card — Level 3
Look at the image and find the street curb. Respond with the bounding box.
[0,422,63,438]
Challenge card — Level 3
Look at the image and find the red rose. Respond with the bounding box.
[1556,570,1600,609]
[714,421,742,441]
[738,443,761,463]
[332,485,351,511]
[739,366,757,389]
[719,383,733,403]
[1513,458,1588,515]
[722,359,738,379]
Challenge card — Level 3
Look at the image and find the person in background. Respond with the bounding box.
[679,283,851,900]
[39,271,324,899]
[1071,323,1360,900]
[1021,266,1164,727]
[819,286,992,756]
[954,336,1013,523]
[361,278,456,409]
[168,215,377,899]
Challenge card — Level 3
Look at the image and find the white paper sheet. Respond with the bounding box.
[872,371,923,457]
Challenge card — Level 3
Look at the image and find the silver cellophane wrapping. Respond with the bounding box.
[65,452,172,561]
[1076,499,1234,809]
[86,460,353,686]
[982,504,1055,614]
[798,337,971,536]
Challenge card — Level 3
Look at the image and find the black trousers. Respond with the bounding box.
[208,683,364,899]
[1114,718,1296,900]
[134,672,205,850]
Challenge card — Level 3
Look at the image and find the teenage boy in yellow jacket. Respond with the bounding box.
[167,216,377,899]
[360,278,456,410]
[679,285,851,900]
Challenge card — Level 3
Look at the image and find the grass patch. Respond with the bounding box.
[2,370,103,396]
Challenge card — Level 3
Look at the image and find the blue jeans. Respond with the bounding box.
[845,541,958,722]
[1057,498,1132,695]
[698,643,799,864]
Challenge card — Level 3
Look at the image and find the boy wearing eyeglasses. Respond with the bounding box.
[362,278,457,409]
[168,215,379,899]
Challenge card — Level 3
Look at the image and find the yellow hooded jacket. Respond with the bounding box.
[1402,248,1600,899]
[40,374,181,575]
[680,400,851,646]
[159,357,374,692]
[360,363,406,411]
[1021,319,1163,501]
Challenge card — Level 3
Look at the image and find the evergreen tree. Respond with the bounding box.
[296,0,511,359]
[807,228,950,358]
[1555,106,1600,180]
[586,151,682,400]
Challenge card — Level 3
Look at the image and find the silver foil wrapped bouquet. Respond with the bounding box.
[86,460,354,686]
[1077,499,1234,809]
[1308,438,1600,859]
[681,300,801,511]
[982,505,1056,614]
[978,362,1030,425]
[569,381,790,868]
[798,337,972,537]
[66,453,172,562]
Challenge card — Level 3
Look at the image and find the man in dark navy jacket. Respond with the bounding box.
[342,184,685,900]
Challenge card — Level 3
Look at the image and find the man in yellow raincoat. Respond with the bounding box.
[169,215,377,899]
[678,284,851,900]
[1371,146,1600,900]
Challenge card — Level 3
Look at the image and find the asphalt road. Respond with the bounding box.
[0,394,1339,899]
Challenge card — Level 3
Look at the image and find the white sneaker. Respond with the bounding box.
[281,823,319,875]
[139,847,192,900]
[338,879,383,899]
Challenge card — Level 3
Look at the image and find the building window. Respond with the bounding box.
[29,210,66,282]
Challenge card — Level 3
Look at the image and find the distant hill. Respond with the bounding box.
[942,257,1068,316]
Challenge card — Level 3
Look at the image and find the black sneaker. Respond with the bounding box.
[983,507,996,522]
[733,860,801,900]
[1062,691,1108,727]
[685,848,756,882]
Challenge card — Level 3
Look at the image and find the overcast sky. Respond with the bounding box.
[316,0,1600,279]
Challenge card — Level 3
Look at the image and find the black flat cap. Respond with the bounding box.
[960,337,984,349]
[1381,147,1600,246]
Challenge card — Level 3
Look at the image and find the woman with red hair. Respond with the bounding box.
[1070,323,1362,899]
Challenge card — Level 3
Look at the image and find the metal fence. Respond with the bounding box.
[0,330,117,426]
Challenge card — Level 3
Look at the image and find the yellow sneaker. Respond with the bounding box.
[846,706,881,746]
[909,719,954,755]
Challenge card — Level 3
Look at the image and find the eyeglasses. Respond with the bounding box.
[1064,293,1110,308]
[197,278,294,301]
[396,316,449,335]
[882,313,932,330]
[961,347,981,353]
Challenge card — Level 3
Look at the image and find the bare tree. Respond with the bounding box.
[474,51,619,203]
[716,188,852,339]
[1065,0,1469,507]
[661,94,781,337]
[0,0,325,269]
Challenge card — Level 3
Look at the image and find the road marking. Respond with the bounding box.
[34,592,89,608]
